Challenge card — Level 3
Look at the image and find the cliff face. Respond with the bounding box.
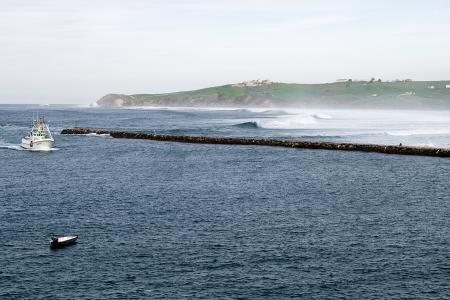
[97,94,135,107]
[97,91,276,108]
[96,81,450,109]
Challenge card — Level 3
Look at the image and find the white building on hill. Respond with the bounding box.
[232,79,273,87]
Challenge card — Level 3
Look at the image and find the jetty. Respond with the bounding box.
[61,128,450,157]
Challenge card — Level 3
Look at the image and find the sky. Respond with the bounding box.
[1,0,450,104]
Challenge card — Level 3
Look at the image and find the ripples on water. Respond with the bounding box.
[1,105,450,299]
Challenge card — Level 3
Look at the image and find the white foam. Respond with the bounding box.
[0,144,24,151]
[85,133,111,137]
[29,147,59,152]
[226,108,450,147]
[74,102,99,108]
[312,113,332,120]
[0,141,59,151]
[257,114,318,129]
[385,129,450,136]
[415,143,437,148]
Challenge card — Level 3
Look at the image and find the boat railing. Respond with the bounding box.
[28,117,54,140]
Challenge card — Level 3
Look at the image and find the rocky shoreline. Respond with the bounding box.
[61,128,450,157]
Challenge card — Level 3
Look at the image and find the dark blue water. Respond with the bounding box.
[1,105,450,299]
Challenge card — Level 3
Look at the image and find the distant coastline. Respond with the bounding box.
[97,80,450,109]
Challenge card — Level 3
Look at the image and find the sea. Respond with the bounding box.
[1,104,450,299]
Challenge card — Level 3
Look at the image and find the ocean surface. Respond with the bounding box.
[1,105,450,299]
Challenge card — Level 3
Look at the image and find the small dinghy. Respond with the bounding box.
[50,235,78,249]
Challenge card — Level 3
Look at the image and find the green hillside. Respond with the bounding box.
[97,80,450,109]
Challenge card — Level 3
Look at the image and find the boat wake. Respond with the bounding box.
[0,141,59,151]
[0,143,23,151]
[0,124,26,130]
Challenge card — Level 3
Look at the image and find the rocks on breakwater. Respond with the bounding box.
[60,127,450,157]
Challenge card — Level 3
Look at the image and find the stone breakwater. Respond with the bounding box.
[61,128,450,157]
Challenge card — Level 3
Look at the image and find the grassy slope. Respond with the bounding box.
[118,81,450,108]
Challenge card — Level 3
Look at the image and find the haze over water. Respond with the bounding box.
[3,105,450,148]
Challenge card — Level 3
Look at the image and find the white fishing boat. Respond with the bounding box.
[21,117,54,150]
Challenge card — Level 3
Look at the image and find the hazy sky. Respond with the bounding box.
[1,0,450,103]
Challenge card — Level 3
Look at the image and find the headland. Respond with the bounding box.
[97,79,450,109]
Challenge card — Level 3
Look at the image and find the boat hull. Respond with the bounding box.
[50,236,78,249]
[21,138,54,150]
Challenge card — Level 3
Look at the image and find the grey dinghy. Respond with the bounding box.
[50,236,78,249]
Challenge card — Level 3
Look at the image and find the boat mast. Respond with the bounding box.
[46,122,53,140]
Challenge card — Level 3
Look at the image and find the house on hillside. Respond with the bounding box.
[232,79,273,87]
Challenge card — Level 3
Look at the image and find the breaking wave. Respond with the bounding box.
[257,114,318,129]
[232,112,334,130]
[312,114,332,120]
[75,102,99,108]
[233,121,259,129]
[385,129,450,136]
